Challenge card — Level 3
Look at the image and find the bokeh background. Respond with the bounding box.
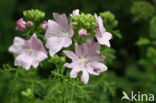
[0,0,156,103]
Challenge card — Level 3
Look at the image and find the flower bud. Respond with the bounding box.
[26,21,33,27]
[42,21,48,30]
[78,29,88,37]
[70,9,79,18]
[16,18,27,31]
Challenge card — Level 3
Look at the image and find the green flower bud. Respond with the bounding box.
[23,9,45,21]
[131,1,155,21]
[72,13,97,31]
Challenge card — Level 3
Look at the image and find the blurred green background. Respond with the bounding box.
[0,0,156,103]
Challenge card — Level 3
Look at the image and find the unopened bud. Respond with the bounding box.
[78,29,88,37]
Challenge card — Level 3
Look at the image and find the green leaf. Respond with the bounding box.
[136,37,151,46]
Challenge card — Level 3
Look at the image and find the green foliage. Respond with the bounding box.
[100,11,117,28]
[131,1,155,21]
[136,37,151,46]
[150,16,156,39]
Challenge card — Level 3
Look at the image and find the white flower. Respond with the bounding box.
[45,13,74,56]
[63,39,107,84]
[9,34,47,70]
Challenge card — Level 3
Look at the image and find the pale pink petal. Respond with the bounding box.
[63,38,72,47]
[45,20,64,39]
[94,14,105,33]
[95,32,112,47]
[67,23,74,37]
[87,39,100,54]
[64,63,74,68]
[70,9,79,18]
[32,51,48,68]
[81,70,89,84]
[46,37,65,56]
[31,34,47,52]
[86,65,100,75]
[75,43,85,57]
[9,37,25,54]
[94,14,112,47]
[15,53,33,70]
[88,61,108,73]
[70,66,81,78]
[88,55,105,62]
[53,13,68,30]
[63,50,79,60]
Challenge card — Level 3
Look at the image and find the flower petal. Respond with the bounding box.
[88,61,108,73]
[45,20,64,39]
[63,38,72,47]
[75,43,84,57]
[15,53,33,70]
[70,66,81,78]
[70,9,79,18]
[53,13,68,30]
[64,63,74,68]
[32,51,48,68]
[63,50,79,60]
[9,37,25,54]
[88,54,105,62]
[95,32,112,47]
[46,36,66,56]
[81,70,89,84]
[86,64,100,75]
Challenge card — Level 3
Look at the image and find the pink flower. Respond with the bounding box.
[78,29,89,37]
[70,9,79,18]
[42,21,48,30]
[94,14,112,47]
[9,34,47,70]
[45,13,74,56]
[16,18,27,31]
[63,39,107,84]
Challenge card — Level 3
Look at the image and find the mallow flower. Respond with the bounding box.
[9,34,47,70]
[94,14,112,47]
[45,13,74,56]
[70,9,79,18]
[63,39,108,84]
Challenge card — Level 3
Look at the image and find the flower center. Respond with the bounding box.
[79,57,88,66]
[63,32,68,37]
[25,49,34,56]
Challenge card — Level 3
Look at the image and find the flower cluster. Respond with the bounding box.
[9,9,112,84]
